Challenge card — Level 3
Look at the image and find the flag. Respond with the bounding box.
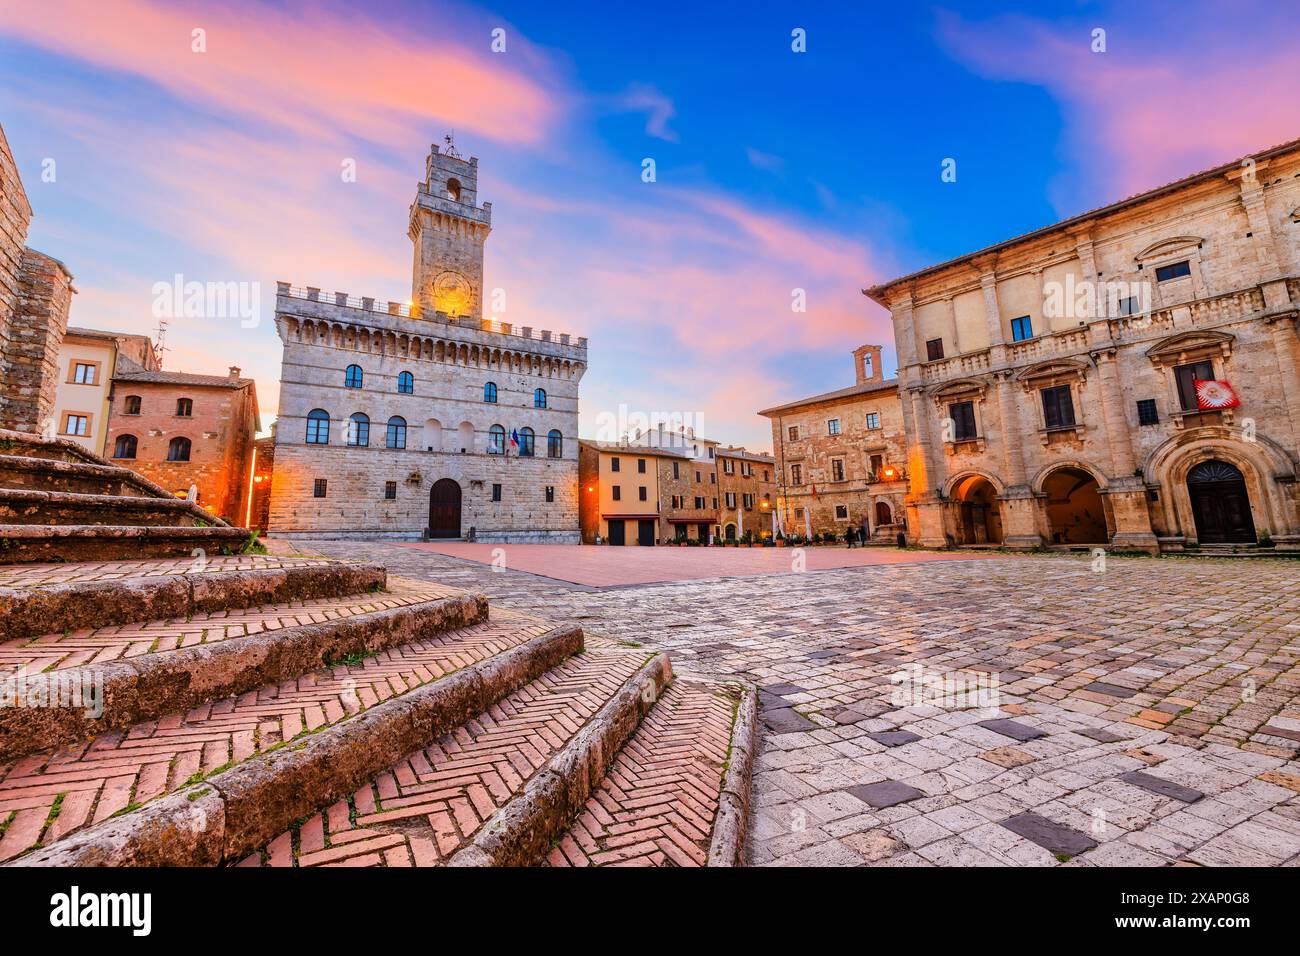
[510,428,520,447]
[1195,380,1240,410]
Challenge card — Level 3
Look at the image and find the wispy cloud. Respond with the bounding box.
[616,83,679,142]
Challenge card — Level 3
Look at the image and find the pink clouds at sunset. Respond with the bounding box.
[937,5,1300,207]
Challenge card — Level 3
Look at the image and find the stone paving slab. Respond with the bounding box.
[0,554,333,588]
[1120,770,1205,803]
[300,541,1300,867]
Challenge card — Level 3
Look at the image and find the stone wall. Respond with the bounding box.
[717,452,776,538]
[0,125,32,418]
[4,249,72,434]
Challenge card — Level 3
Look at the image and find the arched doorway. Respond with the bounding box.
[1043,467,1108,544]
[875,501,892,526]
[724,523,737,541]
[428,479,462,538]
[953,475,1003,545]
[1188,460,1256,543]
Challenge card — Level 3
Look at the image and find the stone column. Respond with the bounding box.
[993,372,1041,548]
[1266,312,1300,454]
[1092,347,1159,552]
[907,385,947,548]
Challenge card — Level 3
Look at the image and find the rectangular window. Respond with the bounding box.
[1117,295,1139,317]
[492,483,502,502]
[1136,399,1159,426]
[695,470,701,482]
[712,497,718,509]
[62,413,90,436]
[795,507,804,519]
[1010,316,1033,341]
[1041,385,1076,430]
[695,496,705,509]
[545,485,555,503]
[865,412,880,430]
[834,505,848,520]
[743,493,754,510]
[71,362,98,385]
[725,492,736,508]
[926,338,945,361]
[870,454,883,479]
[710,472,716,484]
[707,447,714,458]
[831,458,845,482]
[313,479,327,498]
[1175,360,1215,411]
[787,425,799,441]
[949,401,977,441]
[763,470,769,482]
[672,461,680,479]
[612,485,621,501]
[790,463,802,485]
[639,486,647,501]
[637,458,646,473]
[827,419,841,436]
[610,457,620,472]
[1155,260,1191,282]
[384,481,397,500]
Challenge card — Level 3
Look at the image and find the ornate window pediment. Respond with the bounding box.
[1145,329,1234,367]
[1015,358,1090,389]
[927,377,987,402]
[1134,236,1204,263]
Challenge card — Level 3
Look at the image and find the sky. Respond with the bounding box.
[1,0,1298,450]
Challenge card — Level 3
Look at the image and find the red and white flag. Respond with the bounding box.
[1195,380,1240,410]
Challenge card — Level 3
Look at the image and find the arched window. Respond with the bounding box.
[386,416,407,449]
[484,382,497,403]
[346,412,369,446]
[446,178,462,202]
[176,397,193,417]
[534,388,547,409]
[123,395,141,415]
[345,365,363,389]
[305,408,330,444]
[397,370,414,394]
[425,418,442,451]
[457,421,474,452]
[547,429,563,459]
[167,437,191,462]
[519,427,535,457]
[488,424,506,454]
[112,434,137,459]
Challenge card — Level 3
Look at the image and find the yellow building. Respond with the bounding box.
[52,328,156,454]
[578,440,683,545]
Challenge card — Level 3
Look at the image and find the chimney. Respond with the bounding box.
[853,344,884,385]
[228,366,241,382]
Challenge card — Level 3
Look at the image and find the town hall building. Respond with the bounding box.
[268,141,587,542]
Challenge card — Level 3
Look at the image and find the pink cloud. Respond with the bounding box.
[937,9,1300,202]
[0,0,562,146]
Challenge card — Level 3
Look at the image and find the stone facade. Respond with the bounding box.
[578,441,682,545]
[867,139,1300,552]
[271,143,586,543]
[54,327,157,454]
[760,345,910,542]
[716,447,777,540]
[0,123,32,430]
[105,364,260,525]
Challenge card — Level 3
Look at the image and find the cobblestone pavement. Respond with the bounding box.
[295,540,1300,867]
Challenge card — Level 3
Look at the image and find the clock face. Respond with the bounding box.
[433,271,473,317]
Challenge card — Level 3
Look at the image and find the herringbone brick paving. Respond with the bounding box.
[545,680,736,867]
[0,554,329,588]
[0,608,553,862]
[238,649,648,867]
[0,576,459,676]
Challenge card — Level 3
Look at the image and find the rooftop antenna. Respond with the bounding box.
[443,132,460,159]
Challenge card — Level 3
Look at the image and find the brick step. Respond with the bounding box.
[545,680,757,867]
[0,453,145,496]
[0,489,215,527]
[238,647,670,867]
[0,555,387,643]
[0,429,104,466]
[0,577,487,761]
[1,610,576,864]
[0,524,251,562]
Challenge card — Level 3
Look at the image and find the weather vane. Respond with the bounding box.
[443,132,460,158]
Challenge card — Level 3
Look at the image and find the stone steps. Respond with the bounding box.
[0,576,488,761]
[0,524,251,563]
[545,680,756,867]
[0,609,574,864]
[0,453,142,496]
[0,489,213,527]
[0,554,387,643]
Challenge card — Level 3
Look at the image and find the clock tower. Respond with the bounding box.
[408,137,492,321]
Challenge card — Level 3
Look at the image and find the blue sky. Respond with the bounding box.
[1,0,1296,448]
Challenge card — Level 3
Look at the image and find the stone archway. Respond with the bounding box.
[1042,466,1108,544]
[428,479,461,538]
[875,500,892,526]
[952,474,1003,545]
